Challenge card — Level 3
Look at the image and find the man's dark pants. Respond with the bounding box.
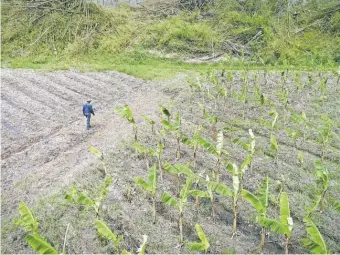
[85,113,91,129]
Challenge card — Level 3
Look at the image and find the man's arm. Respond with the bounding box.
[82,105,85,116]
[91,105,95,115]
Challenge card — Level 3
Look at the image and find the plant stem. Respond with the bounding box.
[260,227,265,251]
[152,196,156,224]
[179,211,183,243]
[232,200,238,235]
[211,196,215,218]
[285,237,289,255]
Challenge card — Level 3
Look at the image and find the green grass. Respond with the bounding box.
[2,50,338,80]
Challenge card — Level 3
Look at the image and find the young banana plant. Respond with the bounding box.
[161,113,181,159]
[260,192,293,255]
[197,131,227,182]
[233,85,248,119]
[190,175,232,218]
[161,177,194,243]
[301,217,329,254]
[158,104,171,121]
[88,146,107,176]
[64,176,112,217]
[95,219,123,252]
[233,129,256,174]
[291,111,308,141]
[14,201,59,254]
[241,176,269,250]
[181,125,202,169]
[114,104,137,141]
[186,224,210,253]
[200,104,218,140]
[149,141,164,182]
[141,114,155,133]
[315,160,329,211]
[134,164,157,224]
[270,133,279,165]
[226,160,249,237]
[318,115,334,162]
[163,161,195,194]
[132,142,150,170]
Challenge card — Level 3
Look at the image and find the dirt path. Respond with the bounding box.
[1,69,165,218]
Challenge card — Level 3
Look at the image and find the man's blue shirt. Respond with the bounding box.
[83,103,94,115]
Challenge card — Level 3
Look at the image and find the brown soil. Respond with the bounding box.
[1,69,339,254]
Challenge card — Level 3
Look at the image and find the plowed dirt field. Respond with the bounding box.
[1,69,163,217]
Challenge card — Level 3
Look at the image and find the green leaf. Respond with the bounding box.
[270,134,278,152]
[25,234,58,254]
[134,177,152,193]
[95,220,122,248]
[187,224,210,252]
[260,218,285,234]
[77,192,94,207]
[88,146,104,160]
[216,131,224,155]
[258,176,269,211]
[302,217,328,254]
[196,135,217,155]
[280,192,293,237]
[149,164,157,194]
[180,177,193,201]
[137,235,148,255]
[189,190,210,198]
[16,201,39,233]
[141,115,155,125]
[163,162,194,177]
[161,192,178,208]
[241,189,264,214]
[114,104,135,124]
[132,142,148,154]
[99,176,112,198]
[158,105,171,118]
[205,181,232,197]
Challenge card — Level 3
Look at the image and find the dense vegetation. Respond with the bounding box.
[1,0,340,76]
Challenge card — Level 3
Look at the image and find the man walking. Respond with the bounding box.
[83,100,95,130]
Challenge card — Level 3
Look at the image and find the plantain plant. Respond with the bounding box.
[191,175,232,217]
[317,115,334,162]
[158,104,171,121]
[181,125,202,169]
[161,177,194,243]
[291,111,308,142]
[315,160,329,211]
[163,161,195,194]
[134,164,157,224]
[301,217,329,254]
[114,104,137,141]
[161,113,181,159]
[270,133,279,165]
[88,146,107,176]
[95,219,123,252]
[241,176,269,250]
[197,131,227,182]
[141,114,155,133]
[233,129,256,174]
[226,161,249,237]
[149,141,164,182]
[132,142,150,169]
[260,192,293,255]
[64,176,112,217]
[186,224,210,253]
[233,85,248,119]
[14,201,59,254]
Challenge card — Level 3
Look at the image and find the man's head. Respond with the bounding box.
[87,100,91,103]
